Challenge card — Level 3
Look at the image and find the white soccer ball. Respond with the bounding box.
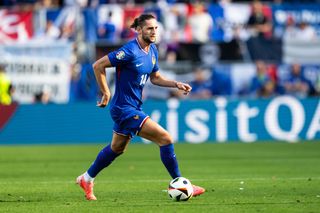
[167,177,193,201]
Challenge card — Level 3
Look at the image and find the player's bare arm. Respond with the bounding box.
[150,71,192,95]
[93,55,112,107]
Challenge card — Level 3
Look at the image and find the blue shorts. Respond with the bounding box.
[111,108,149,138]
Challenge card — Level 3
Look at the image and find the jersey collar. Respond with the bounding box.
[136,38,149,54]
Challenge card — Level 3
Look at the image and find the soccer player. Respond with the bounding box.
[76,14,205,200]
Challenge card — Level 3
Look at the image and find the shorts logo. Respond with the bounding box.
[133,115,139,120]
[116,51,125,60]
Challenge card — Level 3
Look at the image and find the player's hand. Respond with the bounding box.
[96,93,110,108]
[176,82,192,95]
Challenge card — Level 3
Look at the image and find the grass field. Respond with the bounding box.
[0,142,320,213]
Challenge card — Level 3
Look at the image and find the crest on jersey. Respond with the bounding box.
[116,51,125,60]
[152,55,156,65]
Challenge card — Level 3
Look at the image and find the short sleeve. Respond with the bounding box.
[108,46,134,67]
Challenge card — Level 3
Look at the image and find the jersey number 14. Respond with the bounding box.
[140,74,147,86]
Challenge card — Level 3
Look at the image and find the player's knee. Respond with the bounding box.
[159,133,173,146]
[111,143,126,154]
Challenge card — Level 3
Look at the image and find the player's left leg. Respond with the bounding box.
[138,118,181,179]
[138,118,205,196]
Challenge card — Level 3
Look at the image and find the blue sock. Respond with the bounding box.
[87,144,121,178]
[160,144,181,179]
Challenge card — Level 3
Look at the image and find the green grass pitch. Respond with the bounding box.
[0,142,320,213]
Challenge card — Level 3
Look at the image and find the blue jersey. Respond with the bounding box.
[108,39,159,123]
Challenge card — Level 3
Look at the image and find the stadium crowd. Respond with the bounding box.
[0,0,320,104]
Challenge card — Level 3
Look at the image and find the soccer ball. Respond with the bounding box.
[167,177,193,201]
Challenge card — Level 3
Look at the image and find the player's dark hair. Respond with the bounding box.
[130,14,156,30]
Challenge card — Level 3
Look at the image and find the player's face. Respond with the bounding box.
[140,18,158,44]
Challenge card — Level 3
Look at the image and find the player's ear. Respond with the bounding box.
[136,26,142,33]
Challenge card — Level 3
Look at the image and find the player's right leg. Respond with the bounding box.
[76,133,131,200]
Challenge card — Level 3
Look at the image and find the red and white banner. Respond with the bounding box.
[0,10,33,44]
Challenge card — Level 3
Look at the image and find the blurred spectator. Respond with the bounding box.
[120,17,137,41]
[188,2,213,43]
[0,65,13,105]
[282,63,314,97]
[295,22,317,41]
[60,20,76,40]
[161,3,188,42]
[97,4,123,41]
[284,19,317,41]
[246,1,281,61]
[164,31,180,64]
[165,49,178,65]
[1,0,38,6]
[246,0,272,39]
[189,67,212,99]
[249,60,276,98]
[211,67,232,96]
[97,11,116,41]
[35,0,62,8]
[282,16,298,41]
[69,63,99,102]
[35,20,61,40]
[33,87,51,104]
[64,0,89,7]
[34,7,78,41]
[1,0,15,6]
[51,6,80,41]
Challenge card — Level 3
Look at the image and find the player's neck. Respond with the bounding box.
[137,37,150,52]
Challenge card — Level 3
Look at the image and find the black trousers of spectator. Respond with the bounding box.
[246,36,282,62]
